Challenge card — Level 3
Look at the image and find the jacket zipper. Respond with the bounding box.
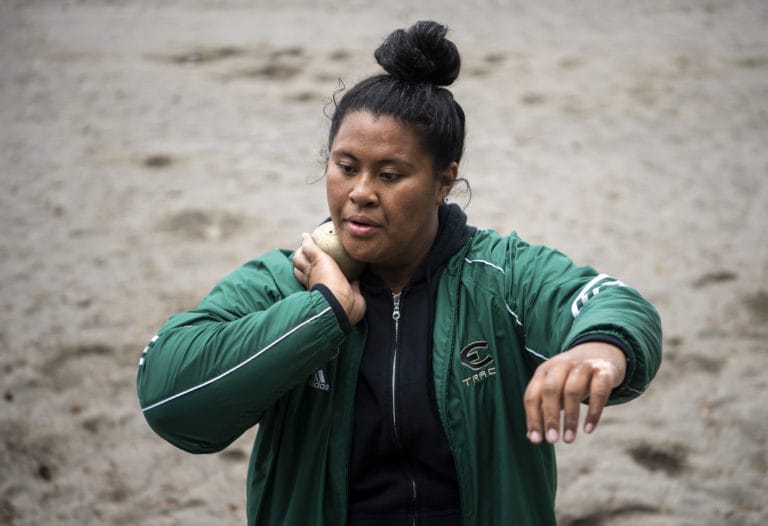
[390,292,418,525]
[390,291,401,442]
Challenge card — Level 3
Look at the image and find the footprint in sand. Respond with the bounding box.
[142,153,174,169]
[626,442,689,477]
[167,47,246,67]
[0,421,61,484]
[328,49,350,62]
[222,46,308,82]
[743,290,768,322]
[692,269,738,288]
[219,448,249,463]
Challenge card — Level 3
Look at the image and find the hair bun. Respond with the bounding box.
[374,20,460,86]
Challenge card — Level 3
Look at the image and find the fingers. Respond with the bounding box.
[523,372,544,444]
[525,360,586,444]
[539,365,568,444]
[583,361,615,434]
[524,365,557,444]
[561,366,588,443]
[293,233,331,288]
[292,234,311,287]
[292,265,308,288]
[298,232,321,259]
[292,232,367,324]
[524,354,614,445]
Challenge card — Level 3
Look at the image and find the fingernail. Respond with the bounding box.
[584,422,595,434]
[546,428,559,443]
[564,429,575,443]
[528,431,541,443]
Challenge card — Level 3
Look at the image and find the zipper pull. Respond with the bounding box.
[392,292,402,321]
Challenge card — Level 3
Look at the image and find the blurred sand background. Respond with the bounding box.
[1,1,767,524]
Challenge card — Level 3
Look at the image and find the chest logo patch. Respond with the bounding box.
[460,341,493,370]
[460,341,496,387]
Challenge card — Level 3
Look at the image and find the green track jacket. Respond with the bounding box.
[137,229,662,525]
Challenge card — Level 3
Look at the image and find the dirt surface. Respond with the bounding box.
[1,1,767,524]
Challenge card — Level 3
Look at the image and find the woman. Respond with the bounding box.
[137,21,661,525]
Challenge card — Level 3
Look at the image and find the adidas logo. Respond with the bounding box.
[308,368,330,391]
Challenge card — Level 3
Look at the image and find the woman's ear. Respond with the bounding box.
[436,162,459,204]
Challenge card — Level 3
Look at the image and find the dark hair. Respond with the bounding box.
[327,21,466,175]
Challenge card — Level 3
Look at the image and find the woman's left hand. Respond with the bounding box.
[523,342,627,444]
[293,233,367,325]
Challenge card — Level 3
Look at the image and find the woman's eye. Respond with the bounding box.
[380,172,400,181]
[337,163,356,175]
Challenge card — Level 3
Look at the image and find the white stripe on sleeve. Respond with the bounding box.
[142,306,332,412]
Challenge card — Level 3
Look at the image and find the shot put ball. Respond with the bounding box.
[311,222,366,280]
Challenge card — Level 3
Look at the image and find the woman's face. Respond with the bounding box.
[326,111,455,282]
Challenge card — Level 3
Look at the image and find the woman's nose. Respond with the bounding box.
[349,174,378,206]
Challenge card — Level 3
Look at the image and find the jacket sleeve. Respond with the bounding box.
[136,250,348,453]
[504,236,662,404]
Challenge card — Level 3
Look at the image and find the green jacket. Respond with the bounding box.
[137,229,662,525]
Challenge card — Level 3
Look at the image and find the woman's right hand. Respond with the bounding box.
[293,233,366,325]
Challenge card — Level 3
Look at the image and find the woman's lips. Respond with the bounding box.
[345,216,380,237]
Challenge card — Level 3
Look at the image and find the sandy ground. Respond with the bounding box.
[1,1,767,524]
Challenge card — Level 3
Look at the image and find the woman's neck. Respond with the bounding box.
[370,232,437,293]
[370,222,438,293]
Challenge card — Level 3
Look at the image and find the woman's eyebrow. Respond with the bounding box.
[331,149,359,162]
[331,149,416,169]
